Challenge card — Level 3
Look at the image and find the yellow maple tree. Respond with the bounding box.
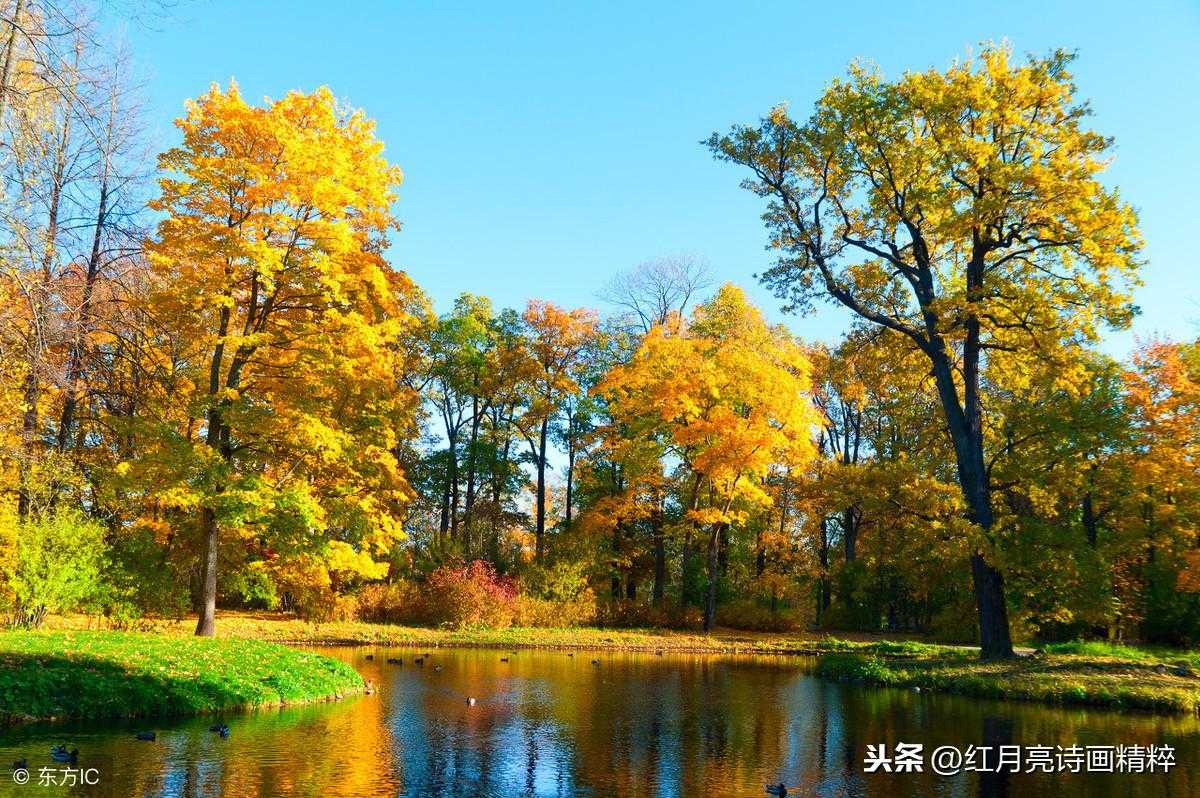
[142,83,424,634]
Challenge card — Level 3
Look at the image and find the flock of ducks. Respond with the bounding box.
[10,746,79,773]
[11,722,231,774]
[365,647,640,706]
[375,648,621,671]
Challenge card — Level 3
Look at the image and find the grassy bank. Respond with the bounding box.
[814,640,1200,714]
[0,630,364,724]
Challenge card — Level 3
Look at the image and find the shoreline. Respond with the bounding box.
[32,613,1200,717]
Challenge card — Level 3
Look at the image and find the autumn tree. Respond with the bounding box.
[144,84,423,635]
[591,254,713,602]
[515,300,598,560]
[599,284,817,630]
[1121,340,1200,643]
[708,46,1141,658]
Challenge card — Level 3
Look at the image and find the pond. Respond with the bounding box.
[0,645,1196,797]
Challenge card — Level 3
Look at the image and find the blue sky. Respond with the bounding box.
[121,0,1199,355]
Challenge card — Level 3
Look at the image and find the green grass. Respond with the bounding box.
[1040,640,1200,667]
[0,630,363,724]
[814,645,1200,714]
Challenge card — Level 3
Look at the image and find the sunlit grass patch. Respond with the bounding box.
[813,647,1200,714]
[0,630,363,724]
[1041,640,1200,668]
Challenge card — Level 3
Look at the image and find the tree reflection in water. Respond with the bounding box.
[0,647,1195,797]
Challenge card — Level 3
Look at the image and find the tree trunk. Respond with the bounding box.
[565,431,575,528]
[439,468,451,540]
[652,507,665,604]
[16,369,38,517]
[702,523,723,631]
[717,523,729,576]
[59,159,110,450]
[448,430,460,541]
[489,407,512,562]
[842,506,857,562]
[194,292,232,636]
[0,0,25,120]
[680,531,692,608]
[755,522,765,577]
[463,394,480,541]
[194,504,218,636]
[194,396,229,637]
[817,517,831,621]
[534,416,548,559]
[611,521,622,598]
[1084,463,1099,552]
[928,324,1014,660]
[680,474,702,609]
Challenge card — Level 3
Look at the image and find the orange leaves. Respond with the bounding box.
[520,300,599,414]
[1122,340,1200,551]
[598,284,818,523]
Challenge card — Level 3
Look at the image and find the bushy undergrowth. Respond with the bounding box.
[360,569,805,632]
[514,593,596,627]
[426,560,517,628]
[1041,640,1200,667]
[0,508,107,628]
[1042,640,1154,660]
[358,561,539,629]
[715,600,805,631]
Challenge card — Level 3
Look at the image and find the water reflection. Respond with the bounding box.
[0,646,1196,797]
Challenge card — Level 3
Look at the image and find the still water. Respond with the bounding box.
[1,645,1197,797]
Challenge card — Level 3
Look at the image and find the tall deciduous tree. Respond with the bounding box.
[145,84,421,636]
[600,284,817,630]
[515,300,598,560]
[708,46,1141,658]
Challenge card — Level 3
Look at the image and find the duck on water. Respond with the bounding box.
[50,746,78,764]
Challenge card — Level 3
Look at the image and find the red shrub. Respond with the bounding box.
[426,560,517,629]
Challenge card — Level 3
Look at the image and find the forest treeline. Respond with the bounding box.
[0,2,1197,653]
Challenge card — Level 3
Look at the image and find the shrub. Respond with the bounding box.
[425,560,516,629]
[265,556,346,622]
[594,600,702,630]
[815,653,899,685]
[0,508,107,628]
[513,591,597,627]
[714,600,804,632]
[356,580,426,624]
[227,566,280,612]
[519,560,592,602]
[926,599,979,644]
[105,526,191,620]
